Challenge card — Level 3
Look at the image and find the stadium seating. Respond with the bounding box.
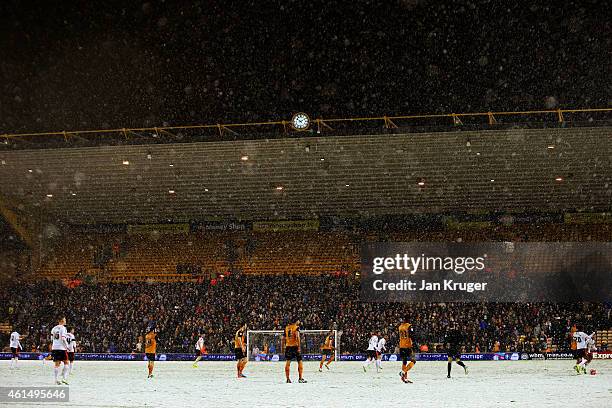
[595,330,611,349]
[237,232,357,275]
[0,322,11,335]
[32,223,612,282]
[34,231,358,281]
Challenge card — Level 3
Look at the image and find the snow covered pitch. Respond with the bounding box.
[3,360,610,407]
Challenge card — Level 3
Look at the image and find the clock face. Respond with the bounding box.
[291,113,310,130]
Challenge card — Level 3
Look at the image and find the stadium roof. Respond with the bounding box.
[0,126,610,224]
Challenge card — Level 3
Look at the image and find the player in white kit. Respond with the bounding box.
[362,331,379,372]
[9,329,24,369]
[50,316,70,385]
[572,326,590,374]
[375,333,387,373]
[66,327,77,375]
[192,333,205,368]
[584,332,597,370]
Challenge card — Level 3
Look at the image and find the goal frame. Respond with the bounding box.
[246,329,339,362]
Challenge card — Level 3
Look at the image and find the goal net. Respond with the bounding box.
[246,330,339,362]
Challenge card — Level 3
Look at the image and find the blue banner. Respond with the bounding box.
[2,352,569,361]
[0,352,234,362]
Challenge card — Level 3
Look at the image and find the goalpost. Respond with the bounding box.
[246,330,339,362]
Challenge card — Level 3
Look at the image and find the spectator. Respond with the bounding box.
[1,276,609,354]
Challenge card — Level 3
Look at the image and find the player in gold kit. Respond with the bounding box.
[284,319,307,383]
[319,331,335,372]
[234,323,248,378]
[144,325,157,378]
[398,318,416,383]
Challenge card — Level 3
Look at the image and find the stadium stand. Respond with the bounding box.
[0,124,609,359]
[30,224,611,282]
[1,276,609,355]
[1,127,610,224]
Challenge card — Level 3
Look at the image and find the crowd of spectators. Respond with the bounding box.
[1,275,609,355]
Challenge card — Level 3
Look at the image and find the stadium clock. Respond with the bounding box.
[291,112,310,131]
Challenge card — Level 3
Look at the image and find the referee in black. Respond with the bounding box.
[444,323,468,378]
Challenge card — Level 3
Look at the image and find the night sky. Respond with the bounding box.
[0,0,609,133]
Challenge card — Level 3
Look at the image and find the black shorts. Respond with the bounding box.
[52,350,68,362]
[68,352,75,362]
[400,348,414,362]
[285,346,302,362]
[447,350,461,360]
[10,347,19,357]
[195,349,202,357]
[321,349,333,358]
[366,349,377,359]
[145,353,156,361]
[234,348,245,360]
[574,349,586,359]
